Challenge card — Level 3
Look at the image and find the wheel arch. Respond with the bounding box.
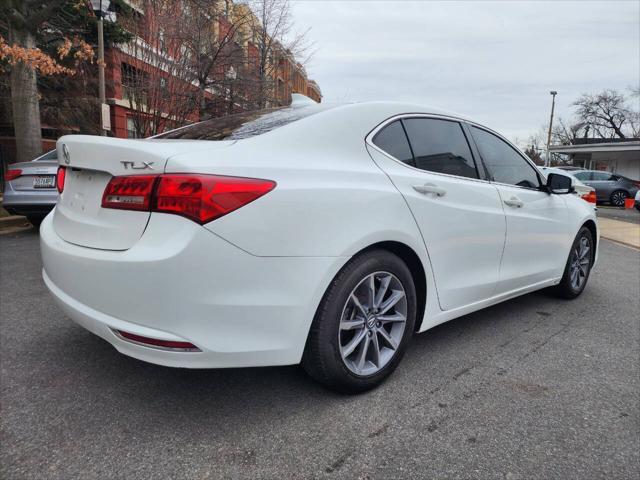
[356,240,428,332]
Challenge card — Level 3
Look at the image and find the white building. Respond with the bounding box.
[549,140,640,179]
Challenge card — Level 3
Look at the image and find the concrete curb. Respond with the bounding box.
[0,215,30,229]
[598,217,640,249]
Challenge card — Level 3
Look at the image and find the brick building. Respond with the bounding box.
[107,0,321,139]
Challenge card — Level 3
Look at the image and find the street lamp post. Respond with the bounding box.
[545,90,557,167]
[90,0,110,136]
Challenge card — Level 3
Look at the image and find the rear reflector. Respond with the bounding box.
[581,191,597,204]
[101,174,275,224]
[6,169,22,181]
[56,166,66,193]
[115,330,200,351]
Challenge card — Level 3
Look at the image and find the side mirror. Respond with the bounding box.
[546,173,574,194]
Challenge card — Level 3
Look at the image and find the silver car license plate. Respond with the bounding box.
[33,176,56,189]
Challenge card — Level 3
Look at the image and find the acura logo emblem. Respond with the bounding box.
[62,144,70,164]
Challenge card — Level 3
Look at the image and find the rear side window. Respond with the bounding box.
[470,126,541,189]
[154,105,324,140]
[402,118,478,179]
[372,120,414,165]
[573,171,591,181]
[591,171,614,181]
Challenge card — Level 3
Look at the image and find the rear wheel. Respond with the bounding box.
[610,190,627,207]
[554,227,594,299]
[303,250,416,393]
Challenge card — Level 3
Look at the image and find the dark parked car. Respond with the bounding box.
[572,170,640,207]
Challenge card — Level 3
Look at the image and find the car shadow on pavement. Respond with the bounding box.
[34,286,564,419]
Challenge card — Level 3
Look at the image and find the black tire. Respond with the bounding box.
[553,227,594,299]
[610,190,627,207]
[302,250,417,393]
[26,215,44,228]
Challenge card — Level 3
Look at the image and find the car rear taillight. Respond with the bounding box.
[102,175,157,211]
[581,191,597,204]
[101,174,275,224]
[5,169,22,181]
[153,174,276,223]
[114,330,200,351]
[56,166,66,193]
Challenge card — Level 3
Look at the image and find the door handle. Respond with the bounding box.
[412,183,446,197]
[503,196,524,208]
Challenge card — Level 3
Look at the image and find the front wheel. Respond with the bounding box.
[553,227,594,299]
[303,250,417,393]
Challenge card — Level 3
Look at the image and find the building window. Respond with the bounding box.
[121,63,148,106]
[159,28,166,53]
[127,117,139,139]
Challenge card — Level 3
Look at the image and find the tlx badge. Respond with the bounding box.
[121,161,154,170]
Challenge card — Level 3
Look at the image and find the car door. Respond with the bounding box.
[366,116,506,311]
[468,126,570,293]
[588,171,618,202]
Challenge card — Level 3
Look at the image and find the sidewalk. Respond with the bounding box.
[598,216,640,249]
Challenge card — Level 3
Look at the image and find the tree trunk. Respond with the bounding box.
[9,27,43,162]
[199,82,207,121]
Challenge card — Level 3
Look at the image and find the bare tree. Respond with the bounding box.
[551,117,588,145]
[119,0,199,137]
[174,0,254,121]
[250,0,311,108]
[573,89,632,139]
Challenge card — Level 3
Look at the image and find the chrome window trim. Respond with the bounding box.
[365,113,491,185]
[366,113,550,193]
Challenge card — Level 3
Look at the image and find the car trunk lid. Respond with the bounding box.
[8,159,58,191]
[52,135,233,250]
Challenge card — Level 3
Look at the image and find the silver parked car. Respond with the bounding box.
[3,150,59,226]
[572,170,640,207]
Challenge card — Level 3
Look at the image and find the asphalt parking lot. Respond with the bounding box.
[598,205,640,225]
[1,230,639,479]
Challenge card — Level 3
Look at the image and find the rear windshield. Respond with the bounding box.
[154,105,324,141]
[35,150,57,161]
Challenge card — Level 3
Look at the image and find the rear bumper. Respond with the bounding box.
[40,211,347,368]
[3,188,56,217]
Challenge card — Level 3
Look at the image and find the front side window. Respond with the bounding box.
[371,120,413,165]
[470,126,541,189]
[402,118,478,179]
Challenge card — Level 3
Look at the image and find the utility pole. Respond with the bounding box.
[91,1,110,136]
[545,90,557,167]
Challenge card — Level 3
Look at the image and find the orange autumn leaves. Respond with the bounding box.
[0,35,95,76]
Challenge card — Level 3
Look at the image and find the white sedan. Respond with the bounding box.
[40,96,599,392]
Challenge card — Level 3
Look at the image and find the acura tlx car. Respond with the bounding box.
[40,95,599,393]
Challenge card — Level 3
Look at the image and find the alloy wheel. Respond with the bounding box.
[569,235,591,291]
[338,271,407,376]
[611,191,626,207]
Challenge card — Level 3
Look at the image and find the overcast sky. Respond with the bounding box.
[289,0,640,145]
